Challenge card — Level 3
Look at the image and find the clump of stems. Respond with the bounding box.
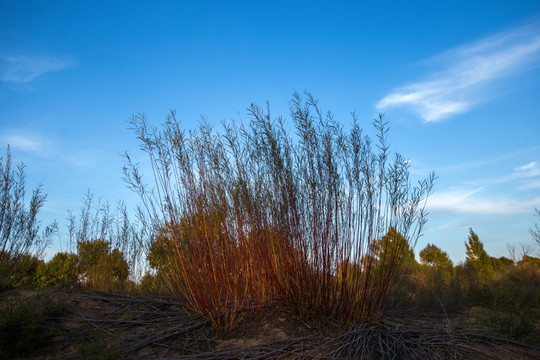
[125,92,434,330]
[0,146,56,288]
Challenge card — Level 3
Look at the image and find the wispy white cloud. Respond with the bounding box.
[515,161,540,174]
[515,162,540,189]
[377,21,540,122]
[410,146,540,177]
[427,186,540,215]
[0,54,76,84]
[426,158,540,215]
[1,133,48,154]
[465,161,540,187]
[514,161,540,180]
[435,219,473,231]
[1,132,100,168]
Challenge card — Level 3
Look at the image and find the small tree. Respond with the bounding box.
[490,256,514,269]
[371,227,416,265]
[465,228,492,277]
[415,243,455,309]
[517,254,540,267]
[419,243,453,272]
[77,239,130,291]
[35,252,79,289]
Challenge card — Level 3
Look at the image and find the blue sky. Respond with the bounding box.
[1,0,539,262]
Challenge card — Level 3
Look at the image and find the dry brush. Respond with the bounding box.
[124,92,435,330]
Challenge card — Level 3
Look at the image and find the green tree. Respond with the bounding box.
[78,239,110,271]
[490,256,513,269]
[419,243,453,272]
[77,239,129,290]
[147,226,173,271]
[5,253,43,289]
[35,252,79,289]
[109,248,129,281]
[370,227,415,265]
[465,228,492,277]
[517,255,540,267]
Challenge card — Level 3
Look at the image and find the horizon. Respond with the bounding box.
[1,1,540,263]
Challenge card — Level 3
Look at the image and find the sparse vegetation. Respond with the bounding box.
[1,95,539,358]
[0,146,57,290]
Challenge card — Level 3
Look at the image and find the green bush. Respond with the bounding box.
[35,252,79,289]
[77,239,130,291]
[139,272,167,295]
[472,282,539,342]
[0,252,43,290]
[484,308,539,342]
[470,263,540,342]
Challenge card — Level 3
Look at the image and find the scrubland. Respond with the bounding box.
[1,94,539,359]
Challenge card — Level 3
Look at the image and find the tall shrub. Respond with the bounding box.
[125,93,434,329]
[0,146,56,289]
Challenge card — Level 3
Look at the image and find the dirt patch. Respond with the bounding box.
[216,305,308,349]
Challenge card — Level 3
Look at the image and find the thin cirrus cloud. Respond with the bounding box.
[0,54,76,84]
[376,21,540,122]
[1,133,47,154]
[1,132,98,168]
[465,161,540,187]
[426,161,540,215]
[427,187,540,215]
